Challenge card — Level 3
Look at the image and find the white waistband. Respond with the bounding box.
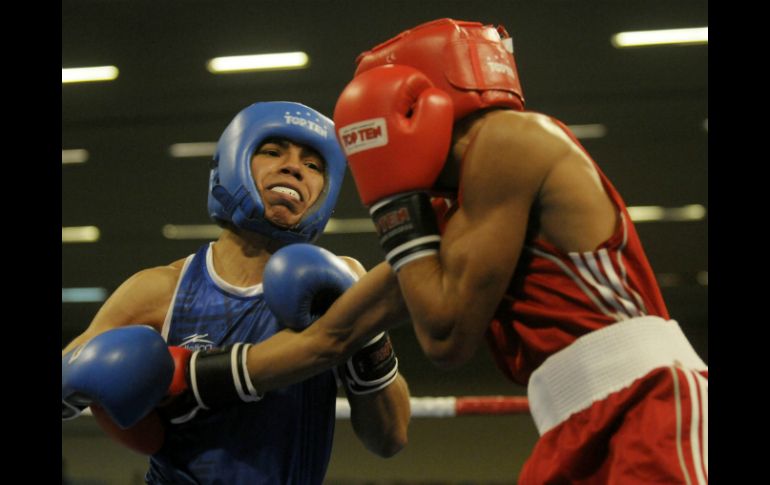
[527,316,707,436]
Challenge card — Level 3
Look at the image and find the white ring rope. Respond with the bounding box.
[76,396,530,420]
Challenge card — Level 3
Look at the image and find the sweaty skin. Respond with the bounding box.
[393,109,617,368]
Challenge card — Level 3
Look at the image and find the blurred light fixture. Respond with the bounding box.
[611,27,708,48]
[62,65,119,83]
[62,226,100,243]
[702,118,708,132]
[628,206,665,222]
[324,218,375,234]
[169,142,217,158]
[163,224,222,240]
[62,149,89,165]
[161,218,377,240]
[162,204,706,241]
[207,52,309,73]
[567,124,607,139]
[627,204,706,222]
[696,271,708,286]
[62,287,107,303]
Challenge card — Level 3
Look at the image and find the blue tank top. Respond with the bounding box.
[146,243,337,484]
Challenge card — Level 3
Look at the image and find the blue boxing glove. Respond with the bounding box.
[263,243,357,329]
[263,243,399,394]
[62,325,174,429]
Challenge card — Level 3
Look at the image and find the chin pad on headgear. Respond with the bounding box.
[208,101,346,243]
[355,18,525,121]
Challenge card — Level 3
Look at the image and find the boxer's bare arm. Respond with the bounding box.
[245,260,408,391]
[395,111,599,368]
[338,256,410,457]
[62,261,183,355]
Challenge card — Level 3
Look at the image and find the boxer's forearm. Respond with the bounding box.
[320,261,409,348]
[348,373,411,457]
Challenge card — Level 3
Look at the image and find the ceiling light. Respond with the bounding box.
[169,142,217,158]
[207,52,309,73]
[62,287,107,303]
[324,218,376,234]
[611,27,708,48]
[162,204,706,241]
[627,204,706,222]
[567,124,607,139]
[696,271,708,286]
[161,218,378,240]
[62,149,89,164]
[62,65,119,83]
[62,226,100,243]
[162,224,222,240]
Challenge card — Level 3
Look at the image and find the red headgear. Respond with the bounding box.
[354,18,525,121]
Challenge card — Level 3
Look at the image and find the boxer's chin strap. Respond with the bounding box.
[211,184,308,243]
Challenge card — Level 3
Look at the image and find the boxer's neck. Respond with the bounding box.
[210,227,285,287]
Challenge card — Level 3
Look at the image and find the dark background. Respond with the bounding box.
[62,1,707,482]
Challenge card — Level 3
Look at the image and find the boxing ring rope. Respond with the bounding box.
[336,396,530,418]
[78,396,530,420]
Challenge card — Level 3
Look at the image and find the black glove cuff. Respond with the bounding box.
[62,398,88,421]
[341,332,399,395]
[188,343,262,409]
[369,192,440,272]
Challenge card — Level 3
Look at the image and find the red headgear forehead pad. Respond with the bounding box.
[354,18,525,120]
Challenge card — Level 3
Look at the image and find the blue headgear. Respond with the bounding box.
[208,102,347,243]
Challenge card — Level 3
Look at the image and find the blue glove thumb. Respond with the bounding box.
[263,244,357,329]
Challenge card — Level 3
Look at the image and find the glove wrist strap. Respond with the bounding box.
[370,192,441,272]
[341,332,399,395]
[188,343,263,410]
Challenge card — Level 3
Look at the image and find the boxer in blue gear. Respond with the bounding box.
[62,101,412,484]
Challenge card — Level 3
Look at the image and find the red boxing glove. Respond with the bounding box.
[334,65,454,271]
[334,64,453,206]
[91,404,165,455]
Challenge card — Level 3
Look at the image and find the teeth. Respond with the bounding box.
[270,186,300,201]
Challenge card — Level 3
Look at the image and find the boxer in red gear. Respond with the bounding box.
[334,18,707,484]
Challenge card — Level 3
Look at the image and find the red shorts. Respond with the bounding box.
[521,318,708,484]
